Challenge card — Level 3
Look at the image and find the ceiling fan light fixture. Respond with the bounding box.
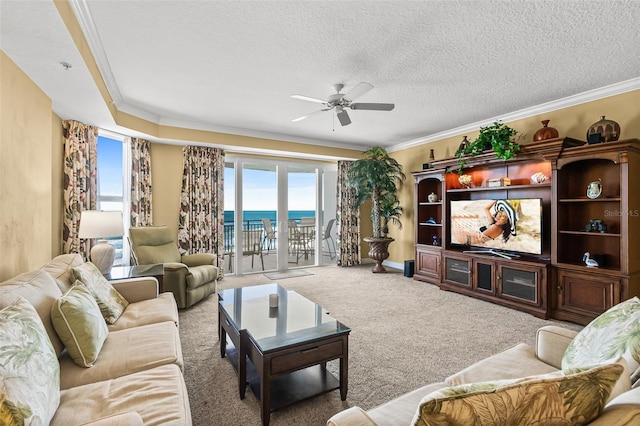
[291,82,393,127]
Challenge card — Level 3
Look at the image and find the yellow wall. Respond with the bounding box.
[389,89,640,266]
[0,51,55,280]
[149,143,185,238]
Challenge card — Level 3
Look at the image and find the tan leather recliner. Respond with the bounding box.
[129,225,218,309]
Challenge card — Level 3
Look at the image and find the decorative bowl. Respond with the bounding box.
[531,172,549,184]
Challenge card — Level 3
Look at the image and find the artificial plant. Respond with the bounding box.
[455,121,521,172]
[348,146,405,238]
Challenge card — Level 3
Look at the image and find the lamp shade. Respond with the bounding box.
[79,211,123,274]
[79,211,124,239]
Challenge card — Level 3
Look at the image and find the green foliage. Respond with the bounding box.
[347,146,405,238]
[455,121,521,173]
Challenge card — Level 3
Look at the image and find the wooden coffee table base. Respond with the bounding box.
[219,312,348,426]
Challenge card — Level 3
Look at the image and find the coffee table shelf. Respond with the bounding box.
[218,283,350,426]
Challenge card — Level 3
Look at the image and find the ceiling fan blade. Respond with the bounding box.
[292,108,330,122]
[342,82,374,102]
[350,103,395,111]
[291,94,327,104]
[336,109,351,126]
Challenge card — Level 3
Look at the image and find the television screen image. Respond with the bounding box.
[450,198,543,255]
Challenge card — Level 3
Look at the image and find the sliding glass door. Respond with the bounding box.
[225,156,336,275]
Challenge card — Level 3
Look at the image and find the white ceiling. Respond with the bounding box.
[2,0,639,155]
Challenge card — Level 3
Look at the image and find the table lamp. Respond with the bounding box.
[79,210,124,274]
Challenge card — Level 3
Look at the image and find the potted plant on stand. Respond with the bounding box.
[348,146,405,273]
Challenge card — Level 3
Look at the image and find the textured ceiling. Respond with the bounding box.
[2,0,639,154]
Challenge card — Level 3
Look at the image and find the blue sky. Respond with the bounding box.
[224,166,317,211]
[97,136,123,197]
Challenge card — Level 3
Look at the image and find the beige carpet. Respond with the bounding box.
[179,264,582,426]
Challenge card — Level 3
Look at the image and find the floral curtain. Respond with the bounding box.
[62,120,98,258]
[336,160,361,266]
[129,137,153,227]
[178,146,225,277]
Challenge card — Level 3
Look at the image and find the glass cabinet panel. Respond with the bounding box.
[501,267,537,302]
[445,257,470,286]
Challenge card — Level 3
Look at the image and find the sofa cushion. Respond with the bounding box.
[58,320,183,389]
[186,264,218,289]
[72,262,129,324]
[52,364,191,426]
[78,412,144,426]
[589,386,640,426]
[108,292,178,332]
[51,282,109,367]
[0,268,66,356]
[0,296,60,425]
[41,253,84,293]
[446,343,558,386]
[413,362,623,426]
[562,296,640,381]
[367,382,448,426]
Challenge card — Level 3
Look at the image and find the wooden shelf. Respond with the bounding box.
[558,197,621,202]
[448,183,551,193]
[558,230,621,237]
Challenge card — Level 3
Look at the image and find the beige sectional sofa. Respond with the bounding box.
[0,254,191,425]
[329,299,640,426]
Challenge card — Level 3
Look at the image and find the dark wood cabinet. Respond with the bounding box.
[441,252,548,318]
[551,139,640,324]
[412,170,445,284]
[553,267,621,324]
[411,138,640,323]
[415,248,441,282]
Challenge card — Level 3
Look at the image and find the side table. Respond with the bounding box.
[104,264,165,293]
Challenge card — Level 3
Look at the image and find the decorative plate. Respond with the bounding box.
[586,180,602,199]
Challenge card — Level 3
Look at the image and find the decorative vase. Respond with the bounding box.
[533,120,559,141]
[457,136,469,153]
[458,174,472,188]
[428,192,438,202]
[587,116,620,143]
[363,237,394,273]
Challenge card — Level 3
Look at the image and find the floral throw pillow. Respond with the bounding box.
[0,296,60,425]
[72,262,129,324]
[562,296,640,378]
[413,362,623,426]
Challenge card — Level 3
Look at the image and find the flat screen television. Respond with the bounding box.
[450,198,543,256]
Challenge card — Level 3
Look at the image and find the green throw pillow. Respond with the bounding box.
[0,296,60,425]
[72,261,129,324]
[562,296,640,379]
[413,363,623,426]
[51,282,109,367]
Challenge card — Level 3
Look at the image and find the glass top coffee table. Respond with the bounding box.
[218,283,350,426]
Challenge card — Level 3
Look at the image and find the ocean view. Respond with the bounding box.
[224,210,316,224]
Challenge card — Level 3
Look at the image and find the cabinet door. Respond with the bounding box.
[498,264,541,306]
[443,255,471,287]
[416,248,441,280]
[473,259,495,295]
[555,269,620,322]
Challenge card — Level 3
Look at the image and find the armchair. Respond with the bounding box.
[129,226,218,309]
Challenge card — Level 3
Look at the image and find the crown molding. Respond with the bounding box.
[388,77,640,153]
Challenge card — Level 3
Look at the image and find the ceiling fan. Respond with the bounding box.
[291,82,395,126]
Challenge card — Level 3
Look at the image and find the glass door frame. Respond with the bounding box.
[226,155,336,275]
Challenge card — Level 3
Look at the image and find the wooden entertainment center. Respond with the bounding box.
[413,138,640,325]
